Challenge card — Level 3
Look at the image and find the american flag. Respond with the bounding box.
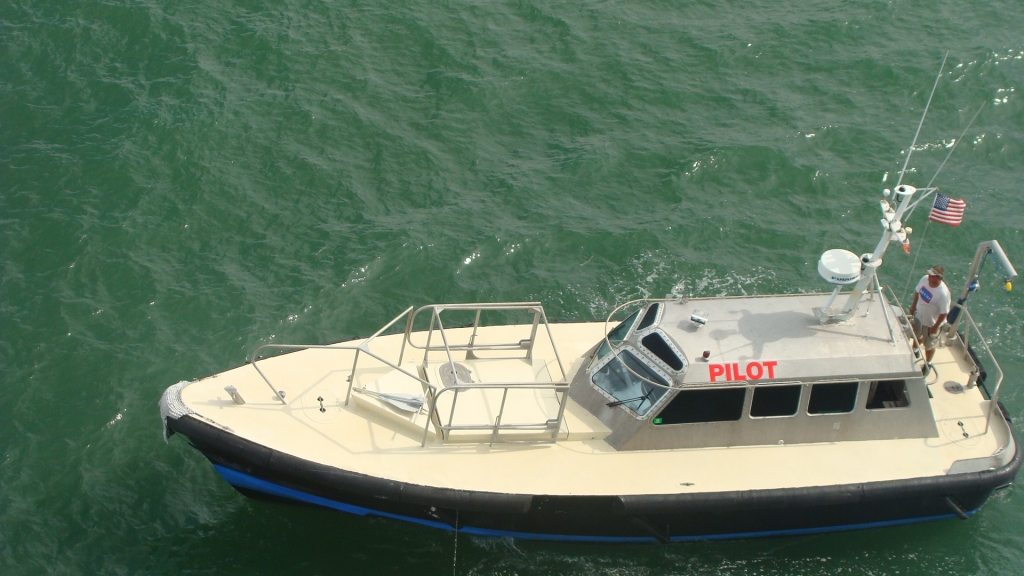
[929,193,966,226]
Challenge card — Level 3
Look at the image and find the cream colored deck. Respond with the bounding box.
[178,323,1013,496]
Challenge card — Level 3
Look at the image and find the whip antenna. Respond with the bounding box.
[896,51,949,188]
[903,101,985,222]
[926,102,984,188]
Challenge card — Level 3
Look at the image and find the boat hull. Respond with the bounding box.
[166,413,1021,542]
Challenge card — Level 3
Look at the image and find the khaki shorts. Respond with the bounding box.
[910,316,939,350]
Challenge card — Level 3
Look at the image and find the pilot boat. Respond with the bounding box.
[160,84,1020,544]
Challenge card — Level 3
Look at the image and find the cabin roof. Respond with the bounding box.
[658,293,919,384]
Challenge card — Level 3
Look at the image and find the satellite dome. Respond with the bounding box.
[818,249,861,285]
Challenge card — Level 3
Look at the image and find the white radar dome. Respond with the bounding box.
[818,249,861,285]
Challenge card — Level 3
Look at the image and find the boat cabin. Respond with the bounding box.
[569,294,938,450]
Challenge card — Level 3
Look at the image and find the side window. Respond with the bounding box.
[807,382,859,415]
[653,387,746,425]
[636,303,661,331]
[749,385,802,418]
[608,310,640,344]
[589,309,640,370]
[865,380,910,409]
[641,332,684,371]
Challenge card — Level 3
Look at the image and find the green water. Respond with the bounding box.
[2,0,1023,573]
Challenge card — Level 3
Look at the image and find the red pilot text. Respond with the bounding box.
[708,361,778,382]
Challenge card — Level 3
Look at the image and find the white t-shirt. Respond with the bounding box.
[913,276,951,327]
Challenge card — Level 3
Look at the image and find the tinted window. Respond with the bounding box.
[865,380,910,409]
[609,310,640,343]
[641,332,683,371]
[590,310,640,369]
[654,387,746,425]
[807,382,859,414]
[750,385,802,417]
[591,351,669,416]
[637,303,661,331]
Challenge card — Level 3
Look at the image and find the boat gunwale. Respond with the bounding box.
[166,409,1021,516]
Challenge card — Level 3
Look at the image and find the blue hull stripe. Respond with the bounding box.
[213,465,973,543]
[214,465,453,531]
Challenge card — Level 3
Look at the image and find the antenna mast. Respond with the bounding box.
[819,55,949,322]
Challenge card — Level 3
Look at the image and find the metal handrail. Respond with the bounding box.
[423,381,571,446]
[873,293,1009,446]
[879,285,927,372]
[248,342,436,406]
[403,303,570,446]
[410,304,539,394]
[247,302,572,448]
[403,302,546,351]
[872,277,897,345]
[248,306,431,405]
[947,302,1006,437]
[598,298,686,392]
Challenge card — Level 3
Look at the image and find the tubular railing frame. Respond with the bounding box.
[248,306,434,406]
[947,302,1006,437]
[406,303,570,447]
[424,382,572,447]
[879,285,927,372]
[872,278,898,345]
[865,291,1009,447]
[248,302,572,448]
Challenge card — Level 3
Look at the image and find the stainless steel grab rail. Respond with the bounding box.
[947,302,1006,437]
[248,306,431,405]
[405,303,570,446]
[875,292,1009,448]
[879,285,927,372]
[873,278,897,345]
[248,302,571,448]
[423,381,571,447]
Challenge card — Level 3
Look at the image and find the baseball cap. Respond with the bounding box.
[927,265,944,278]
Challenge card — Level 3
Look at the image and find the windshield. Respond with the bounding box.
[591,350,670,416]
[590,309,640,370]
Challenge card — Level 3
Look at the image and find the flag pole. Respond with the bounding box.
[902,218,932,299]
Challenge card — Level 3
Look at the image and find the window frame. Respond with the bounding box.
[805,381,861,416]
[747,383,804,419]
[589,345,674,419]
[651,385,749,426]
[588,309,641,371]
[635,302,663,333]
[638,328,688,375]
[865,379,911,410]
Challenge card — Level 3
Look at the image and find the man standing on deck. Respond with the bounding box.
[908,266,951,364]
